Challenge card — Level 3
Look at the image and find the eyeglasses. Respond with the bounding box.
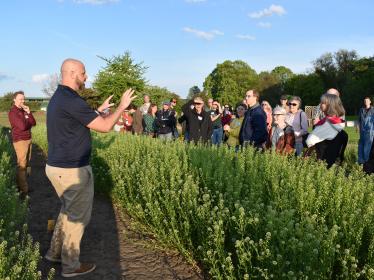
[288,102,298,106]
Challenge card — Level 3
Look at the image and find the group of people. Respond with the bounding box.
[6,57,374,278]
[113,95,180,140]
[121,87,374,173]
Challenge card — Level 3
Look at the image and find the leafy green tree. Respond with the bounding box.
[313,49,358,91]
[344,56,374,114]
[187,85,201,99]
[78,88,103,109]
[0,92,14,112]
[203,60,258,105]
[137,85,181,112]
[271,66,294,88]
[284,74,325,107]
[93,51,147,104]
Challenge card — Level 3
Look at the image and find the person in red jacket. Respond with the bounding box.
[8,91,36,194]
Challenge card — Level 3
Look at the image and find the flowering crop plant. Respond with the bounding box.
[32,125,374,279]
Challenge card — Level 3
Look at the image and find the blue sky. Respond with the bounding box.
[0,0,373,98]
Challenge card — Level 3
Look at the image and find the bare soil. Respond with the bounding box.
[27,145,203,280]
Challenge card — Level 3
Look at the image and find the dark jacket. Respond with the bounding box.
[8,105,36,142]
[266,125,295,155]
[239,103,268,147]
[155,109,176,134]
[181,100,212,143]
[315,130,348,169]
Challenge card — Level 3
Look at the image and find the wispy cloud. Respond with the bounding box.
[32,74,50,83]
[236,34,256,41]
[185,0,207,3]
[249,4,286,19]
[183,27,224,40]
[0,73,12,81]
[257,22,272,28]
[72,0,119,5]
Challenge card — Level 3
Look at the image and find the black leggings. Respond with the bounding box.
[315,130,348,168]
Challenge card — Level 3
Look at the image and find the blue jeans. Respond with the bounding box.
[358,131,374,164]
[211,127,223,145]
[295,142,304,157]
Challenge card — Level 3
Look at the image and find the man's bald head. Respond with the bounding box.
[326,88,340,97]
[60,58,87,91]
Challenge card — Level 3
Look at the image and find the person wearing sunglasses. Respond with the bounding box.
[180,97,213,143]
[239,89,268,149]
[285,96,308,156]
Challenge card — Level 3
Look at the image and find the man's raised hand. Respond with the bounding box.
[119,89,136,110]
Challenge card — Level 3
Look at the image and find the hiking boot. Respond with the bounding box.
[61,263,96,278]
[45,254,61,263]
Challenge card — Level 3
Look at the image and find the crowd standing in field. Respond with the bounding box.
[112,87,374,174]
[5,58,374,278]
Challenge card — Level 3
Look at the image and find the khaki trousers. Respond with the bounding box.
[45,164,94,273]
[13,139,32,193]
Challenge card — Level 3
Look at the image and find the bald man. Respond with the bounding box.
[45,59,135,277]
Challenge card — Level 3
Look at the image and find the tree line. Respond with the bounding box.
[1,49,373,115]
[197,49,374,115]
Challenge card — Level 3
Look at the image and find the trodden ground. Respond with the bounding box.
[26,144,203,280]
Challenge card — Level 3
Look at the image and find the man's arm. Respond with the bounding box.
[87,89,136,133]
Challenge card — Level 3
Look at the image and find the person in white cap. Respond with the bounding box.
[266,106,295,155]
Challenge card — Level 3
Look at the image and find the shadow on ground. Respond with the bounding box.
[27,143,203,280]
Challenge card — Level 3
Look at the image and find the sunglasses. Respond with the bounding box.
[288,102,298,106]
[194,102,203,105]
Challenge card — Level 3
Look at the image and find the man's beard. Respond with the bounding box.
[76,77,85,91]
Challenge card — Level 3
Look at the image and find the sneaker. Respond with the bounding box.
[61,263,96,278]
[45,254,62,263]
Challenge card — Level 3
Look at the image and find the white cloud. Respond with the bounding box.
[32,74,50,83]
[73,0,119,5]
[257,22,272,28]
[249,4,286,19]
[183,27,224,40]
[185,0,207,2]
[236,34,256,41]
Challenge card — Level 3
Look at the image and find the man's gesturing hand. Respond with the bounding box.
[119,89,136,110]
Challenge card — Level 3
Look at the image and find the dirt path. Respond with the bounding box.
[27,145,203,280]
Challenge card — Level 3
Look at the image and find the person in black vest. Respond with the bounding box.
[155,101,176,140]
[180,97,212,143]
[239,89,268,149]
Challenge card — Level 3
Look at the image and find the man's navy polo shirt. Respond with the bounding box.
[47,85,98,168]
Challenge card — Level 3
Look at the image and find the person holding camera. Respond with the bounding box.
[8,91,36,195]
[180,97,212,143]
[155,101,176,140]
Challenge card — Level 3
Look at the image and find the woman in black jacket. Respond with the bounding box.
[179,97,212,143]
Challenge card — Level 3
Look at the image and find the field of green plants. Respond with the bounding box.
[30,124,374,280]
[0,127,53,280]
